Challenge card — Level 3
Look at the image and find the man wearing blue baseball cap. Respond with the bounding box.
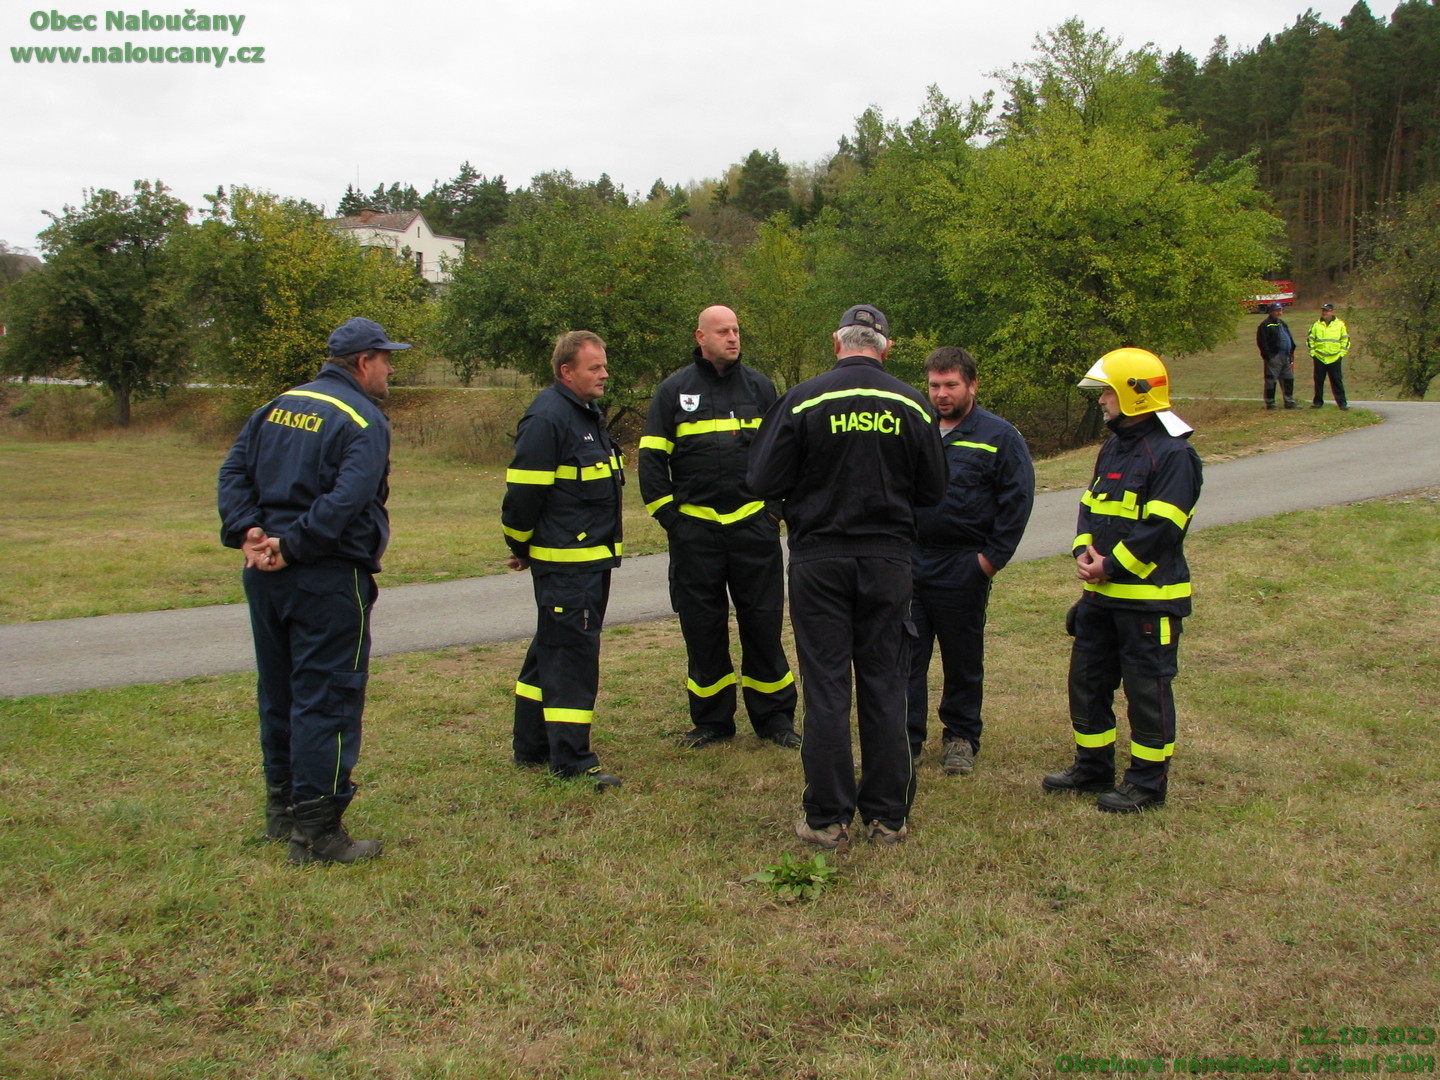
[219,316,409,863]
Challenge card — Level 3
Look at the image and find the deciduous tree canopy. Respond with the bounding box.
[0,180,190,426]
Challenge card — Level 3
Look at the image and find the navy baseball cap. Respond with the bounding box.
[838,304,889,337]
[327,317,412,356]
[1321,302,1335,310]
[1269,302,1284,312]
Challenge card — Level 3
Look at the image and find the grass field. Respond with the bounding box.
[1164,306,1416,402]
[3,494,1438,1078]
[0,387,1377,622]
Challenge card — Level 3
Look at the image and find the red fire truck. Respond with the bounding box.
[1246,280,1296,313]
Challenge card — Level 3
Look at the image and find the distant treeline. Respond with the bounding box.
[1161,0,1440,282]
[343,2,1440,286]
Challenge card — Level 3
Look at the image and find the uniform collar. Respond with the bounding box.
[552,380,605,417]
[836,354,884,371]
[318,362,366,396]
[691,346,742,379]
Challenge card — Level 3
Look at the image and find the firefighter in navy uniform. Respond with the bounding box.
[218,316,406,864]
[748,305,947,849]
[503,331,624,790]
[907,347,1035,776]
[639,305,799,750]
[1042,348,1203,812]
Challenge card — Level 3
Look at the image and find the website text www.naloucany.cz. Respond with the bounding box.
[13,9,262,67]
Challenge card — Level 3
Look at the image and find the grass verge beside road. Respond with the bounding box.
[1,395,1376,622]
[0,438,668,623]
[2,495,1437,1078]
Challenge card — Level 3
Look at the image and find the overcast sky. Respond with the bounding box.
[3,0,1337,253]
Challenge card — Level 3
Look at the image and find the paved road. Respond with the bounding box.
[3,401,1436,698]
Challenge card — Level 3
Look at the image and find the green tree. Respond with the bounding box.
[734,150,793,221]
[936,21,1283,439]
[0,180,190,426]
[180,187,428,405]
[438,172,712,423]
[1360,183,1440,398]
[735,217,831,390]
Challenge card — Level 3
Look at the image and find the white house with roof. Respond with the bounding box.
[330,210,464,284]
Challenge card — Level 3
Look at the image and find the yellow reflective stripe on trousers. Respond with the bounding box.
[676,417,762,437]
[639,435,675,454]
[646,493,675,515]
[351,568,365,669]
[1084,580,1191,600]
[688,672,737,697]
[544,708,593,725]
[1112,541,1157,579]
[1144,499,1191,530]
[1131,740,1175,761]
[1159,616,1172,646]
[506,468,555,486]
[528,544,618,563]
[281,389,369,428]
[791,387,932,421]
[679,501,765,525]
[742,671,795,694]
[515,680,542,701]
[1075,728,1117,748]
[1081,489,1140,519]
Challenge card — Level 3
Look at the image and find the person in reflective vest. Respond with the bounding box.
[1307,303,1350,410]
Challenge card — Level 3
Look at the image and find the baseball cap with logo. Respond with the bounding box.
[837,304,890,338]
[1321,302,1335,310]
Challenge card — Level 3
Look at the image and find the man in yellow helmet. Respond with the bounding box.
[1042,349,1203,812]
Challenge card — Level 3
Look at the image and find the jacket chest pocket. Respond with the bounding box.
[563,443,618,502]
[1084,473,1141,521]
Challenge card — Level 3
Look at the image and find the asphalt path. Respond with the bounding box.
[3,401,1436,699]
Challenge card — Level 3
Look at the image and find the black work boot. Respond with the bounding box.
[288,796,383,865]
[1041,763,1115,794]
[263,783,294,842]
[1097,781,1166,813]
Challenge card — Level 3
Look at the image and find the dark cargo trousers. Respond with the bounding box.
[907,549,993,757]
[668,513,796,738]
[1066,598,1181,792]
[513,568,610,777]
[790,555,916,831]
[244,564,375,803]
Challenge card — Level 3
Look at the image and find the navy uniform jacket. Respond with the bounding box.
[639,349,778,529]
[747,355,947,564]
[502,383,624,575]
[218,363,390,572]
[1074,412,1203,617]
[914,404,1034,573]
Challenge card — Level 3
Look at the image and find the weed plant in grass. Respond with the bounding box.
[2,495,1436,1078]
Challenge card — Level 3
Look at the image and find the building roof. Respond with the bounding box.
[329,210,463,244]
[331,210,423,232]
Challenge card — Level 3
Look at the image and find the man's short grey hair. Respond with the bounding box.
[836,324,889,354]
